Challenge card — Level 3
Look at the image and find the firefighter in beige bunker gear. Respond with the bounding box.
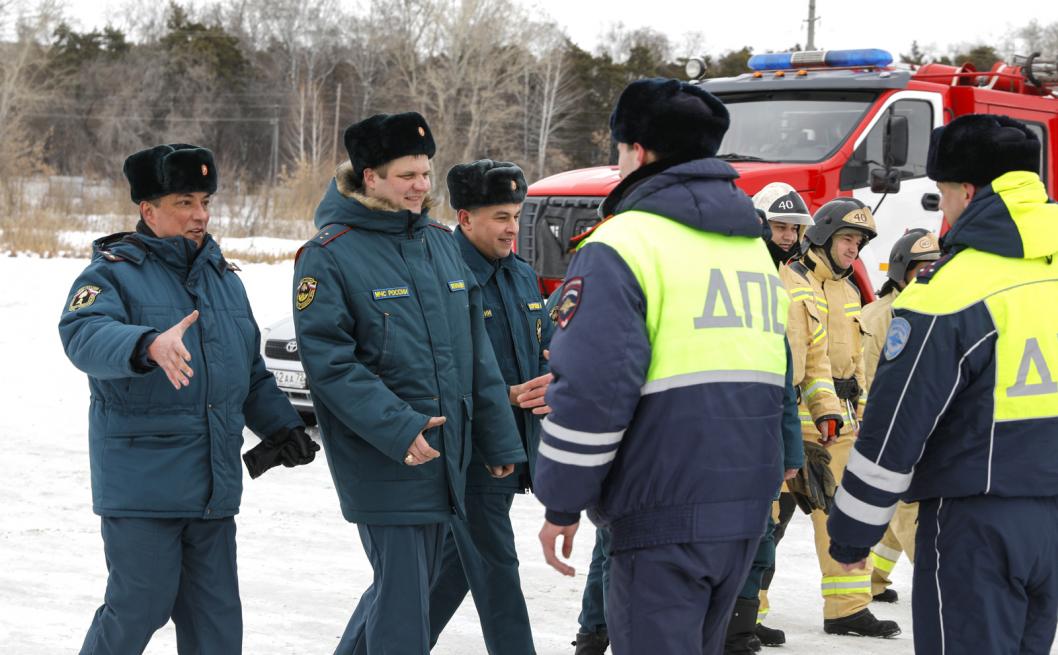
[770,197,901,638]
[859,229,941,602]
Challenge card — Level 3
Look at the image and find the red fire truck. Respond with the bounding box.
[520,48,1058,300]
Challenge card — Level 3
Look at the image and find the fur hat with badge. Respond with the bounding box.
[344,112,437,180]
[123,144,218,203]
[926,114,1040,187]
[447,160,528,211]
[609,77,730,159]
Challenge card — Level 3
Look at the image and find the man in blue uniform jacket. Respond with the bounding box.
[427,159,553,654]
[828,114,1058,655]
[535,79,791,655]
[58,144,316,655]
[292,113,526,654]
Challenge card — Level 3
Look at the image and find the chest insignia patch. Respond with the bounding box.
[526,301,543,311]
[884,317,912,361]
[536,318,543,343]
[296,277,318,310]
[556,277,584,330]
[483,308,494,319]
[69,285,102,312]
[448,280,466,292]
[372,286,411,301]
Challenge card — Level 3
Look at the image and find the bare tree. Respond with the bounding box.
[0,0,59,179]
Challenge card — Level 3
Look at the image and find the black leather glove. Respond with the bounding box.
[786,441,837,515]
[279,426,319,467]
[833,377,861,403]
[243,427,318,479]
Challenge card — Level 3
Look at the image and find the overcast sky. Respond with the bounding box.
[59,0,1058,62]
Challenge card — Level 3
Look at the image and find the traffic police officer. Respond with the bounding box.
[859,228,940,603]
[829,114,1058,654]
[292,112,526,654]
[536,78,790,655]
[59,144,316,654]
[776,197,900,637]
[427,159,553,654]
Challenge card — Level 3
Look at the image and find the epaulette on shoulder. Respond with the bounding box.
[225,259,242,272]
[914,252,955,285]
[428,222,453,233]
[99,250,127,262]
[566,216,608,252]
[313,224,352,247]
[296,224,351,263]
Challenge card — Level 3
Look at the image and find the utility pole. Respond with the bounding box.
[271,104,280,185]
[806,0,820,50]
[332,83,342,166]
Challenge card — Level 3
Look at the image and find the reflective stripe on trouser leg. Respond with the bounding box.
[811,435,872,619]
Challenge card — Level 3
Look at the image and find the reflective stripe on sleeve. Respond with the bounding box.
[847,448,913,494]
[537,441,617,467]
[542,417,623,446]
[833,487,898,526]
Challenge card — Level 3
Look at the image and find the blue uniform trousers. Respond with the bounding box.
[578,527,612,635]
[428,492,535,654]
[738,515,776,599]
[80,517,240,655]
[914,496,1058,655]
[607,538,757,655]
[337,523,447,655]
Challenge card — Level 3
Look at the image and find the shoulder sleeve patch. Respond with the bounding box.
[883,317,912,360]
[68,285,102,311]
[296,276,318,310]
[555,277,583,329]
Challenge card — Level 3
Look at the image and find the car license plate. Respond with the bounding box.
[273,370,306,389]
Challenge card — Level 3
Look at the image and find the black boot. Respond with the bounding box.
[755,622,786,647]
[873,588,898,603]
[572,629,609,654]
[823,609,901,638]
[725,597,762,653]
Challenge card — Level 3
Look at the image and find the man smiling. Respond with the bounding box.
[293,114,525,654]
[428,159,552,654]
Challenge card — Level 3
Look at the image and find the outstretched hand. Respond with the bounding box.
[148,310,199,390]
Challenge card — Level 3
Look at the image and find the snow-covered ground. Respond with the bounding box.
[0,253,1025,654]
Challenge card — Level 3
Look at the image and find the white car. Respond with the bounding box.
[260,316,315,425]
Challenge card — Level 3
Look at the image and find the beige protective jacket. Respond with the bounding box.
[780,248,866,440]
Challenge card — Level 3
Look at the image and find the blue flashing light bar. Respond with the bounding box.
[747,48,893,71]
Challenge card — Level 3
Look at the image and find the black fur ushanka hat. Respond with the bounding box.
[344,112,436,179]
[447,159,528,210]
[609,78,730,159]
[123,144,218,203]
[926,114,1040,187]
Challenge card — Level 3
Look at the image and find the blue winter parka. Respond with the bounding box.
[58,230,302,519]
[292,164,525,525]
[453,227,552,494]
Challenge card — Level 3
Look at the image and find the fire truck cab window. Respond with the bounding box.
[716,91,875,163]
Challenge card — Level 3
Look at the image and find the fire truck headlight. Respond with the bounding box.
[685,57,707,80]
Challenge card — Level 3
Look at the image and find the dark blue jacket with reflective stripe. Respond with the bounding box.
[454,227,552,494]
[58,231,302,518]
[535,158,790,552]
[828,172,1058,561]
[292,165,524,525]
